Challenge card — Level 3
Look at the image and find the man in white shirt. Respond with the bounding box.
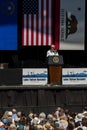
[46,44,59,84]
[46,44,59,57]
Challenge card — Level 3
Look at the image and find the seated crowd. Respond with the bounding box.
[0,107,87,130]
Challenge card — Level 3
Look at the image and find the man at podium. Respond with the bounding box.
[46,44,59,57]
[46,44,62,84]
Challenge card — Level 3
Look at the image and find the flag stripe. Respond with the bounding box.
[41,0,43,46]
[46,0,49,46]
[22,0,53,46]
[26,14,28,45]
[34,15,36,45]
[43,0,46,45]
[22,14,27,46]
[31,15,33,45]
[55,0,60,49]
[38,0,41,45]
[28,15,32,45]
[48,0,52,45]
[36,15,38,45]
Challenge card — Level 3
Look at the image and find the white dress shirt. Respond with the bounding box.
[46,49,59,57]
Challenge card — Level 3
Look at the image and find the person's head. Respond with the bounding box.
[12,109,17,114]
[50,44,55,50]
[10,124,17,130]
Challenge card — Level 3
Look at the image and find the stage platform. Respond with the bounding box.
[0,84,87,113]
[0,84,87,89]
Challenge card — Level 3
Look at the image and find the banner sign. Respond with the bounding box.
[22,68,48,85]
[55,0,85,50]
[62,68,87,85]
[0,0,18,50]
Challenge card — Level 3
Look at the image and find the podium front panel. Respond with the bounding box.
[48,66,62,84]
[48,55,63,66]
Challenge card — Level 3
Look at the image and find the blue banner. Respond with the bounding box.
[0,0,18,50]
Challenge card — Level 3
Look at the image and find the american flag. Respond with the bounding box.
[22,0,54,46]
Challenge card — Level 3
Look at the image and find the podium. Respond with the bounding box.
[47,55,63,84]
